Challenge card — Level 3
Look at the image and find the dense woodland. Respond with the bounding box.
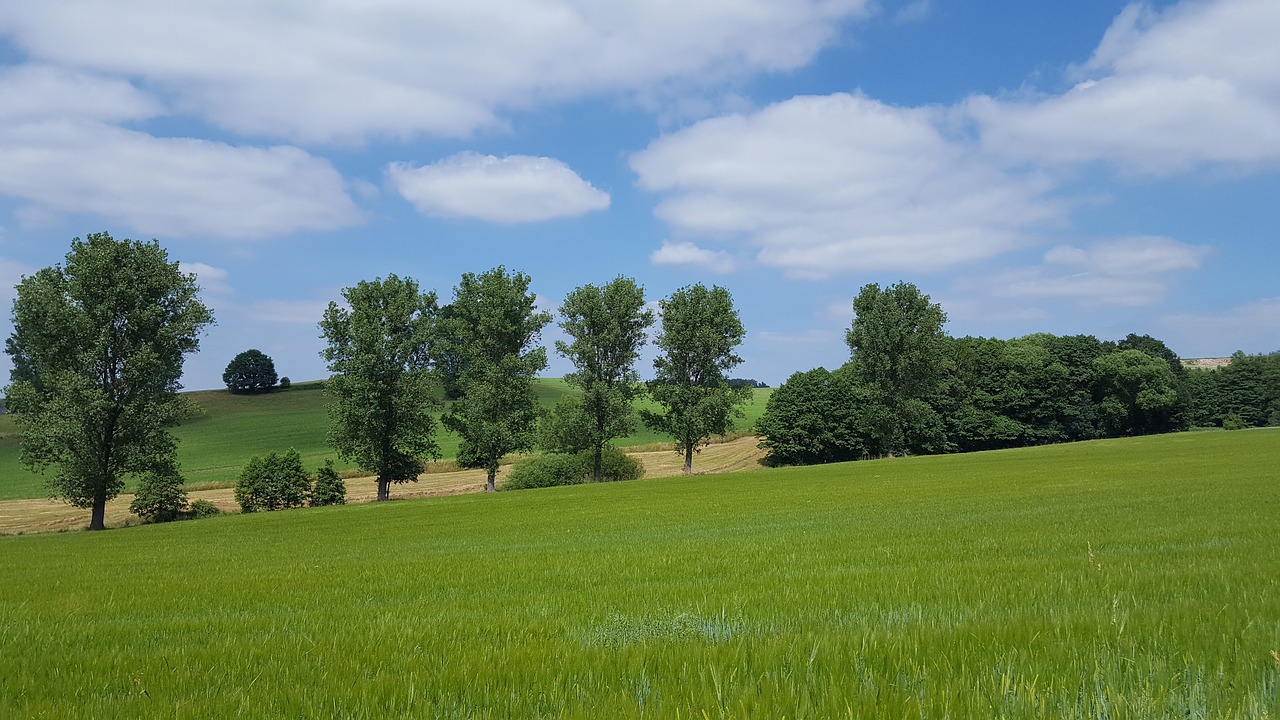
[757,284,1280,466]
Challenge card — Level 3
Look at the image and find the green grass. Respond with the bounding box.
[0,379,772,500]
[1,430,1277,718]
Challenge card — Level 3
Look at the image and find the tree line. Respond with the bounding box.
[3,234,753,528]
[756,282,1280,466]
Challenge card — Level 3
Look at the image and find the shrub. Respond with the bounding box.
[235,449,311,512]
[279,376,291,389]
[187,499,222,519]
[502,453,589,490]
[311,459,347,506]
[129,469,188,523]
[583,445,644,482]
[1222,413,1246,431]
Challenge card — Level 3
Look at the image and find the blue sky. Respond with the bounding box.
[1,0,1277,390]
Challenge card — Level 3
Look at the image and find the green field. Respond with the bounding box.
[0,379,772,500]
[1,430,1276,718]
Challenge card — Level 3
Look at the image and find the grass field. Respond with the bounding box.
[0,379,772,500]
[1,430,1276,718]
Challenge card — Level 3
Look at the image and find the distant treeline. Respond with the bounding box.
[756,284,1279,467]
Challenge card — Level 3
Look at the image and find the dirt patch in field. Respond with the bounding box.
[0,437,767,534]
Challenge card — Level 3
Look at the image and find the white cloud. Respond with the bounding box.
[631,93,1062,278]
[968,0,1280,174]
[893,1,931,24]
[986,236,1210,306]
[181,262,232,296]
[0,68,362,239]
[389,153,609,224]
[0,0,872,144]
[247,299,332,325]
[1159,298,1280,357]
[650,240,734,274]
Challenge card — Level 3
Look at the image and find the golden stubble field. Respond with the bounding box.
[0,436,767,534]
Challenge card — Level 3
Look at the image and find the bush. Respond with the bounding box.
[1222,413,1246,431]
[279,376,291,389]
[583,445,644,482]
[187,499,222,519]
[129,469,188,523]
[311,459,347,506]
[235,449,311,512]
[502,453,589,490]
[503,446,644,490]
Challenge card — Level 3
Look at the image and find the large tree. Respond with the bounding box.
[439,267,551,492]
[845,282,948,456]
[642,283,751,474]
[554,277,654,481]
[222,348,278,393]
[4,232,213,530]
[320,275,440,501]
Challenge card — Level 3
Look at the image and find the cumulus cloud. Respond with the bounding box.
[985,236,1210,306]
[968,0,1280,173]
[650,240,734,274]
[0,68,362,239]
[0,0,872,143]
[631,93,1061,277]
[389,153,609,224]
[181,262,232,296]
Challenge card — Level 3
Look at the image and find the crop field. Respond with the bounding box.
[1,429,1276,718]
[0,379,772,500]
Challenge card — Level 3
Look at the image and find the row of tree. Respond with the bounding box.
[320,270,753,499]
[756,282,1279,466]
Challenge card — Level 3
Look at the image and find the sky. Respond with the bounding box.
[1,0,1278,390]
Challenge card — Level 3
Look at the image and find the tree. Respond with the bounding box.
[641,284,751,474]
[4,232,213,530]
[756,366,872,466]
[311,459,347,506]
[845,282,948,456]
[555,277,655,481]
[439,267,551,492]
[234,449,311,512]
[320,275,440,501]
[129,467,188,523]
[223,349,278,393]
[1092,349,1179,436]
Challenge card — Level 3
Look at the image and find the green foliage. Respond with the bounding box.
[642,284,751,473]
[503,446,642,490]
[440,267,551,492]
[321,275,440,501]
[128,468,188,523]
[222,349,278,393]
[756,366,874,465]
[234,449,311,512]
[556,277,654,481]
[538,395,596,454]
[1093,349,1180,436]
[845,282,947,456]
[502,453,588,490]
[279,376,291,389]
[186,499,221,519]
[1,431,1277,717]
[310,459,346,506]
[3,232,213,529]
[1221,413,1246,430]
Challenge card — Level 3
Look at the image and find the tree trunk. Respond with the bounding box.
[486,467,497,493]
[377,476,390,502]
[89,497,107,531]
[593,445,603,483]
[683,444,693,475]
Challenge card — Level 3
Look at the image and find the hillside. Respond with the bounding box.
[0,430,1275,717]
[0,379,772,501]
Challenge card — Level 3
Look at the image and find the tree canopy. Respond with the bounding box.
[223,348,278,393]
[320,275,440,501]
[642,283,751,474]
[4,232,213,529]
[554,277,654,481]
[439,267,550,492]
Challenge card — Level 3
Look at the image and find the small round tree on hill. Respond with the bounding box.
[223,349,278,393]
[311,459,346,506]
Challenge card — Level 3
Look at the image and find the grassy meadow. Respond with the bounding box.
[1,429,1277,718]
[0,379,772,500]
